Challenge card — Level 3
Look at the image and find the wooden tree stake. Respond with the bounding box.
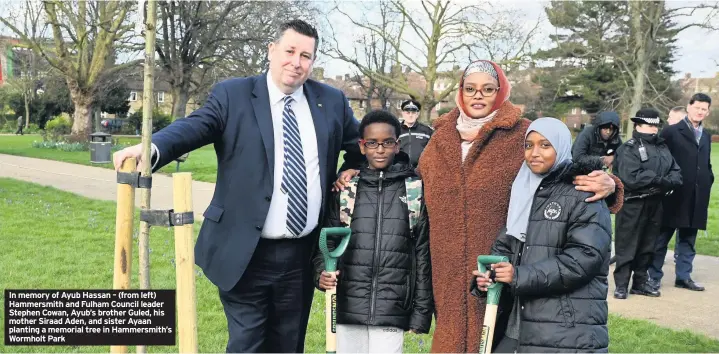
[173,172,198,353]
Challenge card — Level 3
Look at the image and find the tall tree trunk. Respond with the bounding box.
[171,86,189,119]
[24,91,30,129]
[419,95,437,123]
[70,89,93,137]
[626,1,649,140]
[420,103,433,123]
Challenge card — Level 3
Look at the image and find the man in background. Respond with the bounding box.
[649,93,714,292]
[572,111,624,265]
[660,105,688,263]
[667,106,687,125]
[398,99,434,169]
[572,111,623,170]
[15,116,24,135]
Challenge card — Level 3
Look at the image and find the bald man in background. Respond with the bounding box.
[667,106,686,125]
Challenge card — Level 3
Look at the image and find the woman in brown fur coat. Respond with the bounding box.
[416,60,624,353]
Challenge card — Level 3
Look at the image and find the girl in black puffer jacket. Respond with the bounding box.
[313,111,433,353]
[474,118,614,353]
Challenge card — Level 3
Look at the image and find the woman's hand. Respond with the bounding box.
[472,269,492,292]
[332,169,359,192]
[318,270,339,290]
[573,170,616,202]
[491,262,514,283]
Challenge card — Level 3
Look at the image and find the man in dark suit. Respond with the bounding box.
[113,20,363,352]
[649,93,714,292]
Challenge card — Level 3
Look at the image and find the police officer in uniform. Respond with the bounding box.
[398,99,434,168]
[612,108,683,299]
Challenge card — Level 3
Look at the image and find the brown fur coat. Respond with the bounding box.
[417,103,623,353]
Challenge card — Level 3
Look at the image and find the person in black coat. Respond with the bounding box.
[572,111,623,170]
[474,118,614,353]
[572,110,623,265]
[313,110,433,353]
[398,99,434,168]
[649,93,715,292]
[612,108,683,299]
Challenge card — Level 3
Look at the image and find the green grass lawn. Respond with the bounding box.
[1,178,719,353]
[0,135,218,183]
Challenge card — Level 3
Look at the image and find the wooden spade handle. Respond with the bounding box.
[479,303,499,354]
[325,285,337,353]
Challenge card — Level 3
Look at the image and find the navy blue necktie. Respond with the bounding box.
[281,96,307,237]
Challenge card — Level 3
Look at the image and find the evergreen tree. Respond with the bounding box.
[534,0,683,124]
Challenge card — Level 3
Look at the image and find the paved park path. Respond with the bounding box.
[1,152,718,340]
[0,153,214,220]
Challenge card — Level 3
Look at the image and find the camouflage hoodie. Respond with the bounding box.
[312,151,434,333]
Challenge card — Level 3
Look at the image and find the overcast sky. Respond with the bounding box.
[315,0,719,80]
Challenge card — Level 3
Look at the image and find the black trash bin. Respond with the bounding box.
[89,132,112,164]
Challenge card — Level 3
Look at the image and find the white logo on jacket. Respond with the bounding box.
[544,202,562,220]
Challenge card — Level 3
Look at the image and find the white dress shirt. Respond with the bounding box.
[151,73,322,239]
[261,73,321,238]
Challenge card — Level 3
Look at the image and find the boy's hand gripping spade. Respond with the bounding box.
[477,255,509,354]
[319,227,352,353]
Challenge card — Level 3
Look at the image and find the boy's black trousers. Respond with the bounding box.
[613,196,663,289]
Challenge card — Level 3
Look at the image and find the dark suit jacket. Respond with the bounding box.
[661,119,714,230]
[151,74,364,291]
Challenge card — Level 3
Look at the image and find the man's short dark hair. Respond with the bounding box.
[275,19,319,54]
[359,110,402,139]
[689,93,712,107]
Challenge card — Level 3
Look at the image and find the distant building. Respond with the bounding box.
[678,72,719,100]
[0,36,22,85]
[123,64,201,118]
[311,66,457,120]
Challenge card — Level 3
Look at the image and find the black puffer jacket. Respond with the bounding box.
[572,111,622,161]
[614,130,682,197]
[480,157,613,352]
[312,152,433,333]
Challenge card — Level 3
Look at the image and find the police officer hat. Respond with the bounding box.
[401,99,421,112]
[630,108,662,126]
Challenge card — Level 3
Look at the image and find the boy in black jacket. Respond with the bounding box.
[313,110,433,353]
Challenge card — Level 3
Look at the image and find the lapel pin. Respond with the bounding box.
[318,103,323,107]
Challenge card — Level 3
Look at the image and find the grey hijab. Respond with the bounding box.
[505,118,573,242]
